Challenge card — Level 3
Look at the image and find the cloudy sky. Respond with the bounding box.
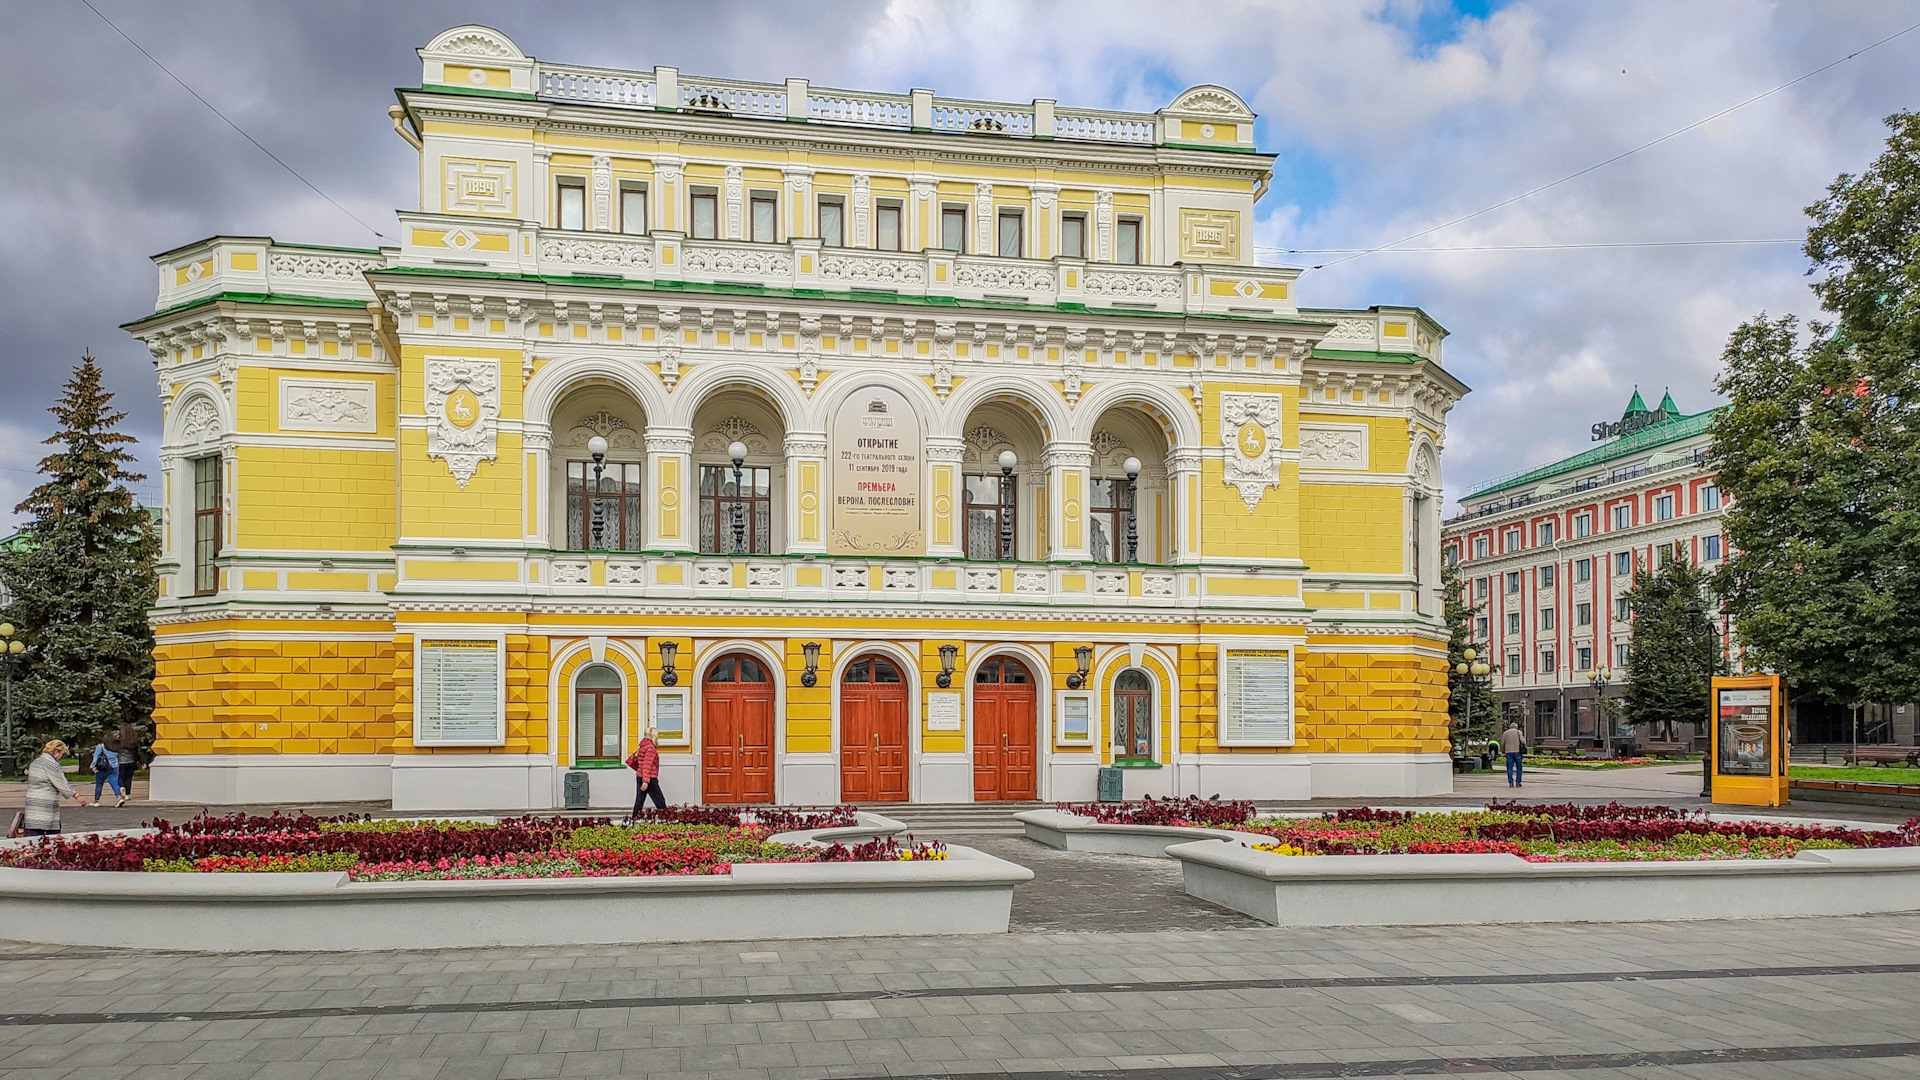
[3,0,1918,524]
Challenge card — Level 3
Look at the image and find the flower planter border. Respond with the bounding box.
[1014,808,1272,856]
[0,813,1034,951]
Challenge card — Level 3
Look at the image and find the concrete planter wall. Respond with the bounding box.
[1014,808,1271,856]
[1169,839,1920,927]
[0,814,1033,951]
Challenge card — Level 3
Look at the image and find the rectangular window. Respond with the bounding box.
[818,199,844,247]
[192,454,221,595]
[1615,643,1630,668]
[1657,542,1674,566]
[941,206,967,252]
[1704,534,1723,561]
[1116,218,1141,264]
[997,209,1023,257]
[1574,513,1592,539]
[566,461,644,551]
[619,184,648,235]
[1506,653,1522,677]
[1540,649,1556,673]
[1475,615,1489,639]
[1473,536,1489,558]
[557,178,586,231]
[1060,213,1086,258]
[1505,528,1522,551]
[1575,558,1591,583]
[1538,564,1555,588]
[1612,504,1632,530]
[690,191,719,239]
[1539,607,1555,631]
[1614,551,1633,576]
[1506,612,1521,636]
[1615,597,1632,622]
[1505,571,1521,594]
[1474,576,1488,599]
[1576,646,1593,672]
[698,464,772,554]
[750,192,777,243]
[1701,484,1721,511]
[876,203,902,250]
[1537,520,1556,545]
[1576,602,1592,627]
[1088,478,1139,564]
[963,473,1017,560]
[1655,494,1675,522]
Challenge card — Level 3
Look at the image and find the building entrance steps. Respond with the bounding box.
[864,801,1040,839]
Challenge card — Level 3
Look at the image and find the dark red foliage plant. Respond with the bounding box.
[1058,795,1255,828]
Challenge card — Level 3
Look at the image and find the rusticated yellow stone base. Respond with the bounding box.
[152,632,398,757]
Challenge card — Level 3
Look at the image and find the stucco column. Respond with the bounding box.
[1043,442,1092,561]
[522,424,551,542]
[784,432,828,553]
[924,437,966,557]
[645,428,693,551]
[1167,448,1202,565]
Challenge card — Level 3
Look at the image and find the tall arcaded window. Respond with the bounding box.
[699,465,772,554]
[963,473,1016,560]
[192,455,221,595]
[1088,479,1136,563]
[1113,669,1152,759]
[567,461,643,551]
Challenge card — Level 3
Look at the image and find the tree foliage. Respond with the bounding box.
[0,354,158,748]
[1442,557,1499,749]
[1712,111,1920,708]
[1621,554,1722,741]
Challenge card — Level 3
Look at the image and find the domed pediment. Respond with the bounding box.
[421,25,524,60]
[1164,85,1255,120]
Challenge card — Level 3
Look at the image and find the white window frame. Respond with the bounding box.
[875,201,902,251]
[749,190,779,243]
[648,685,692,746]
[1215,647,1295,747]
[817,197,845,248]
[619,182,648,236]
[689,188,719,240]
[1060,212,1087,258]
[556,176,587,231]
[412,635,507,747]
[1655,494,1675,522]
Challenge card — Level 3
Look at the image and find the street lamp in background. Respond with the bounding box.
[587,435,609,550]
[0,623,24,774]
[1587,667,1612,753]
[998,451,1017,559]
[1454,647,1491,760]
[1123,456,1142,563]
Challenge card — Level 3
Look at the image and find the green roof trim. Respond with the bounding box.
[1463,407,1721,500]
[408,84,537,101]
[1657,389,1680,415]
[361,264,1328,326]
[1311,347,1424,365]
[1623,388,1648,415]
[124,291,370,329]
[272,241,383,255]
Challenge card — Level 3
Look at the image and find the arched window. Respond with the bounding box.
[573,664,624,763]
[843,655,904,683]
[1114,669,1152,760]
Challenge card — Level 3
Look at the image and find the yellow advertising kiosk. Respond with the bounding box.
[1709,674,1789,807]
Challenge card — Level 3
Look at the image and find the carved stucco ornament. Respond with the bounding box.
[426,358,500,487]
[1219,392,1283,510]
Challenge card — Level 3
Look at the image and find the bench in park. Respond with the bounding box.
[1842,746,1920,768]
[1643,741,1690,757]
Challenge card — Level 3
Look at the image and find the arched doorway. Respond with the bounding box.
[572,663,624,765]
[972,655,1036,800]
[840,654,909,802]
[702,653,775,803]
[1114,668,1153,760]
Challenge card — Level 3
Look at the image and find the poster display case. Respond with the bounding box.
[1708,673,1788,807]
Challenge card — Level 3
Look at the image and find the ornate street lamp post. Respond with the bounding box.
[1454,646,1490,761]
[587,435,608,550]
[1123,456,1141,563]
[0,623,23,773]
[997,450,1017,560]
[728,440,749,554]
[1587,666,1612,753]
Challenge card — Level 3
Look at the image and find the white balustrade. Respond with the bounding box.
[539,66,657,107]
[807,89,911,128]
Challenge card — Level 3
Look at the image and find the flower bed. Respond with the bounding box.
[1055,795,1255,829]
[0,806,946,880]
[1245,802,1920,862]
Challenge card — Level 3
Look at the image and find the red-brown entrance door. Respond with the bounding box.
[972,656,1037,800]
[702,653,775,803]
[840,655,909,802]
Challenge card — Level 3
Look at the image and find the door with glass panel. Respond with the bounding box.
[572,664,624,765]
[1113,669,1152,760]
[702,654,775,803]
[840,655,909,802]
[972,656,1036,800]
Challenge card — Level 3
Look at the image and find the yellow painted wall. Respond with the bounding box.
[1299,483,1404,576]
[151,628,398,756]
[234,446,395,551]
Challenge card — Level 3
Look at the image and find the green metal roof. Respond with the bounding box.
[1463,403,1721,500]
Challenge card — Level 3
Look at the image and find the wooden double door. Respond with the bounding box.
[840,654,910,802]
[702,653,775,803]
[973,656,1037,800]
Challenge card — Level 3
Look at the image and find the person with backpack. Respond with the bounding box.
[114,724,141,804]
[89,737,126,807]
[625,724,665,819]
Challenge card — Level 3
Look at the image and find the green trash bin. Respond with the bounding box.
[1097,766,1124,802]
[563,770,590,809]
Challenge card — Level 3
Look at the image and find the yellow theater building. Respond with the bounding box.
[127,26,1467,811]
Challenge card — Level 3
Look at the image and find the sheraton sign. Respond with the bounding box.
[1591,408,1672,442]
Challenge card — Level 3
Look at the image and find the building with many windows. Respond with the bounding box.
[1442,392,1728,747]
[127,26,1466,810]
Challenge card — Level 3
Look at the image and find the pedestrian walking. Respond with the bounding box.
[89,738,126,807]
[114,724,141,805]
[1501,722,1526,788]
[625,724,666,818]
[19,740,88,837]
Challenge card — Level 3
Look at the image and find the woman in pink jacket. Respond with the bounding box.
[626,724,665,819]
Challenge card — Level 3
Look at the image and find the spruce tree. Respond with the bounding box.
[1442,558,1499,751]
[1620,554,1722,741]
[0,353,159,750]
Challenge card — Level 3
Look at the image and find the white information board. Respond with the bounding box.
[650,687,690,745]
[1217,648,1294,746]
[926,691,962,732]
[414,638,504,746]
[1056,691,1092,745]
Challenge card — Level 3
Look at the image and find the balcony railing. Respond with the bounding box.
[1446,449,1711,525]
[531,555,1183,605]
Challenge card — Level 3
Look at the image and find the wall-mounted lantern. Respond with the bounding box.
[1067,644,1093,689]
[800,641,822,687]
[658,639,679,686]
[936,643,959,687]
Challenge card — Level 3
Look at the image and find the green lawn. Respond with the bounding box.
[1790,764,1920,784]
[1522,757,1695,771]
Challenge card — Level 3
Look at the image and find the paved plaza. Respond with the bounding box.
[3,768,1919,1078]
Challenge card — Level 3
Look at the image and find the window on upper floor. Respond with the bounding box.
[1475,615,1489,638]
[1061,213,1087,259]
[699,464,772,554]
[1506,611,1522,636]
[1658,542,1674,566]
[567,461,644,552]
[1612,503,1632,530]
[1537,520,1557,546]
[1474,576,1488,599]
[1704,534,1723,561]
[1615,597,1632,622]
[1506,571,1521,594]
[876,202,902,251]
[1539,607,1555,631]
[1540,648,1556,673]
[1615,642,1630,668]
[1088,478,1141,564]
[997,209,1023,258]
[1576,646,1593,672]
[193,454,222,596]
[818,198,844,248]
[1573,513,1592,539]
[1116,217,1141,264]
[1701,484,1721,511]
[619,183,647,236]
[1655,493,1675,522]
[1506,652,1522,677]
[690,190,718,240]
[1473,536,1489,559]
[557,177,586,231]
[940,206,967,253]
[963,473,1017,561]
[1575,558,1591,583]
[1538,564,1556,588]
[1505,528,1522,551]
[1614,551,1633,577]
[1576,602,1592,627]
[750,192,778,243]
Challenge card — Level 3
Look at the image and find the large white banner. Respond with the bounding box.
[829,385,924,555]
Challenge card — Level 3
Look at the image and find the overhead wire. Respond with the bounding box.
[1258,238,1803,255]
[76,0,389,242]
[1304,18,1920,271]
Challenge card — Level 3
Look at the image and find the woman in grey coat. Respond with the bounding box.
[23,740,88,836]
